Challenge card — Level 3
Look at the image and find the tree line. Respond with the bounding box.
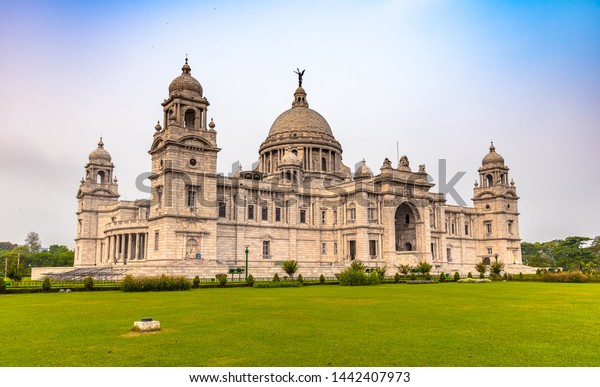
[1,232,74,282]
[522,236,600,270]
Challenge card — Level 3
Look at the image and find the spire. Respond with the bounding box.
[182,56,191,75]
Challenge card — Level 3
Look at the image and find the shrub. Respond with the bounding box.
[457,278,492,283]
[424,273,431,281]
[215,273,227,287]
[0,281,6,293]
[339,268,368,286]
[83,276,94,291]
[368,271,381,285]
[394,273,401,283]
[121,275,192,292]
[439,272,446,282]
[541,270,589,283]
[454,272,460,281]
[42,277,51,292]
[467,272,473,278]
[192,275,200,289]
[297,274,304,285]
[246,274,254,287]
[503,273,509,281]
[409,273,417,280]
[319,274,326,284]
[273,273,280,282]
[519,272,524,280]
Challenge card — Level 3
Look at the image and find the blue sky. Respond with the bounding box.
[0,0,599,247]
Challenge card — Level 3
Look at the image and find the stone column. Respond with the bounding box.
[129,233,135,262]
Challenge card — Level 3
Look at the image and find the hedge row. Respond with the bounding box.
[121,275,192,292]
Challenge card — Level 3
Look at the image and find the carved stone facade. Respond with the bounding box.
[67,60,529,279]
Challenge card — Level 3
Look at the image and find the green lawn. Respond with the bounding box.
[1,282,600,366]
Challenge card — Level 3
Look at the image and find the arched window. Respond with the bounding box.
[96,171,105,184]
[184,109,195,129]
[404,242,412,251]
[500,174,506,185]
[486,174,493,187]
[321,157,327,172]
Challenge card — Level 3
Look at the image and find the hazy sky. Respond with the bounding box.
[1,0,599,248]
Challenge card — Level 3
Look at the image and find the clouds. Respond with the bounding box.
[0,0,599,246]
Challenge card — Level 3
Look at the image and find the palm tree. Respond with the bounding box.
[416,261,432,276]
[475,260,488,278]
[281,260,299,280]
[397,264,412,277]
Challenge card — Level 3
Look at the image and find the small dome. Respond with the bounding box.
[482,142,505,166]
[88,137,111,163]
[168,59,203,97]
[354,159,373,180]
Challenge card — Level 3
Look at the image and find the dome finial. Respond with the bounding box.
[490,140,495,152]
[294,68,305,87]
[98,136,104,147]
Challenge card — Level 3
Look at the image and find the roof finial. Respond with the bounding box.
[490,140,495,152]
[98,136,104,147]
[185,53,188,64]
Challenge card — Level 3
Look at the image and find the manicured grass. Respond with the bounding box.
[1,282,600,366]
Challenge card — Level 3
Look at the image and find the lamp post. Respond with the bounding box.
[245,245,250,281]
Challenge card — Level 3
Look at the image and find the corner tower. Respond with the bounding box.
[147,59,220,262]
[75,138,119,266]
[473,142,522,264]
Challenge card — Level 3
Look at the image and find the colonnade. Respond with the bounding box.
[260,147,338,175]
[105,232,148,264]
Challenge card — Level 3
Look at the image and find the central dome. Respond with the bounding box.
[268,106,333,137]
[259,86,341,154]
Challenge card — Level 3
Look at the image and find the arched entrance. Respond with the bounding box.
[395,203,417,252]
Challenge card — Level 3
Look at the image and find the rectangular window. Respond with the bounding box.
[275,207,281,222]
[321,243,326,254]
[334,242,338,254]
[487,247,493,255]
[218,201,226,218]
[447,248,452,262]
[261,205,268,221]
[300,209,306,224]
[187,189,196,207]
[486,222,492,234]
[465,224,469,235]
[369,240,377,258]
[333,210,338,225]
[248,205,254,220]
[262,240,270,258]
[154,231,159,251]
[508,221,513,234]
[451,223,456,235]
[321,210,326,225]
[431,242,436,259]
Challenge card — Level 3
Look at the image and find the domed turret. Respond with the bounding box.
[168,58,203,97]
[482,142,505,167]
[88,137,112,163]
[354,159,373,180]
